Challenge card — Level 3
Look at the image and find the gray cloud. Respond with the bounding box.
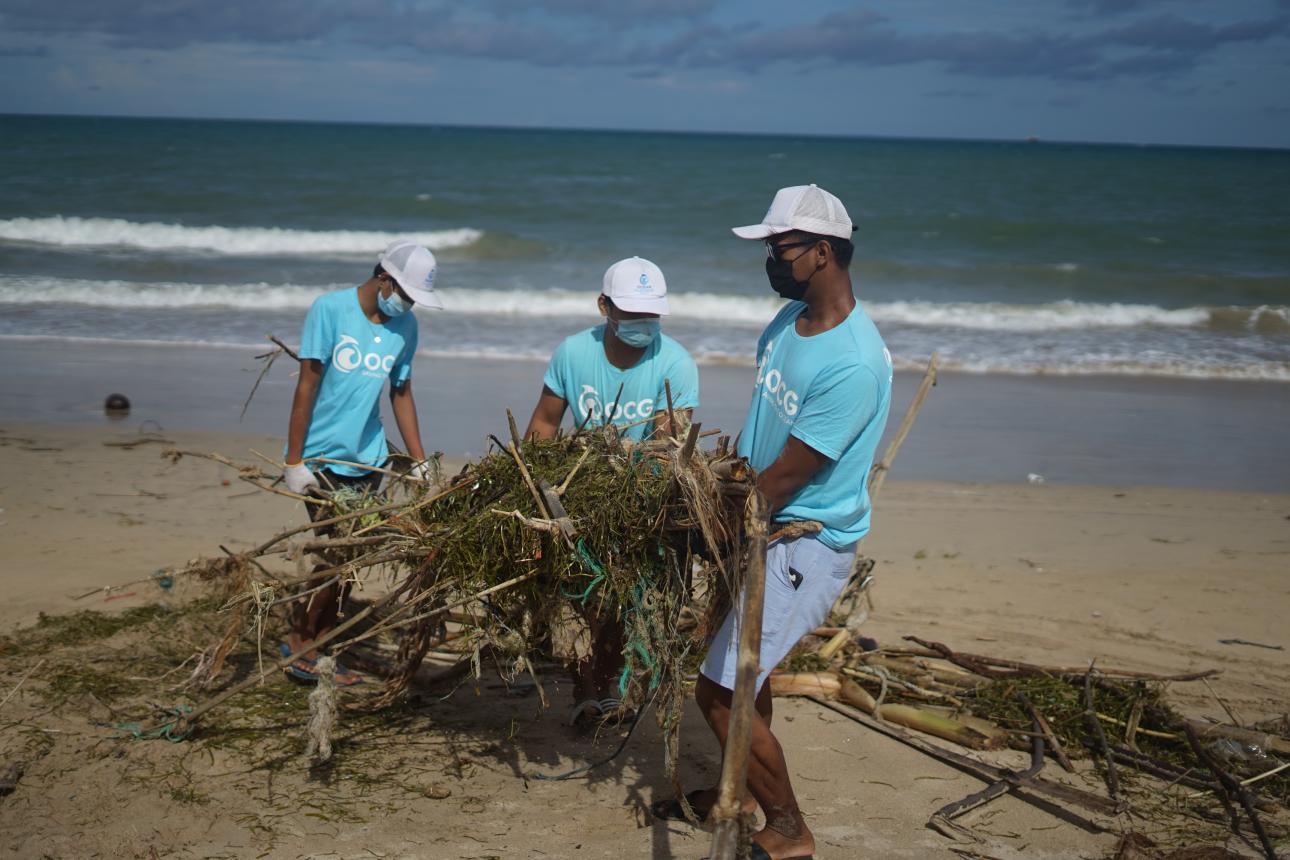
[0,44,49,57]
[1,0,1286,82]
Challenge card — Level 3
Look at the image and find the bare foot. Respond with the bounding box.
[753,822,815,859]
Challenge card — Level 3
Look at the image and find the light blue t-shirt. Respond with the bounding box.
[738,300,892,549]
[294,287,419,476]
[542,325,699,442]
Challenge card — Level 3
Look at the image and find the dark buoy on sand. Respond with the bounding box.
[105,393,131,418]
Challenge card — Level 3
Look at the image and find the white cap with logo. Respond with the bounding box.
[379,240,443,309]
[732,184,855,241]
[601,256,669,315]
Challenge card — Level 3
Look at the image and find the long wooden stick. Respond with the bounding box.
[807,696,1120,822]
[838,353,940,625]
[867,351,939,501]
[708,491,768,860]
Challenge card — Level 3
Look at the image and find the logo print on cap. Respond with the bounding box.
[635,272,653,294]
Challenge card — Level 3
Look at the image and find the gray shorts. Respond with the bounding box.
[700,534,856,693]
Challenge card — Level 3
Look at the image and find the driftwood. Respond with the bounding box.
[837,352,940,631]
[775,670,1004,751]
[901,638,1223,683]
[1183,723,1279,859]
[708,491,768,860]
[929,702,1047,841]
[807,696,1120,824]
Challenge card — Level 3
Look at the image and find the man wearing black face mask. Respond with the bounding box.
[651,186,892,860]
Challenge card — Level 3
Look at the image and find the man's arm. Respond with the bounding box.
[757,434,831,515]
[524,386,568,440]
[389,381,427,462]
[285,359,324,465]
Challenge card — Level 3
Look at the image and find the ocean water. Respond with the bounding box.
[1,114,1287,381]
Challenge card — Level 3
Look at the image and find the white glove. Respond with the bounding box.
[283,462,320,495]
[408,461,434,483]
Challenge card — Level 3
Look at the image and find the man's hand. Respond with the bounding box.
[283,462,320,495]
[408,461,434,482]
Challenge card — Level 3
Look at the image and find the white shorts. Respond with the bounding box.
[700,534,856,694]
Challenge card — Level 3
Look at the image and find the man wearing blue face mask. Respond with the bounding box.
[525,256,699,722]
[279,239,441,685]
[525,256,698,444]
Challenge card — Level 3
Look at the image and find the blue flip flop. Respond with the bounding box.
[278,642,366,686]
[279,642,319,683]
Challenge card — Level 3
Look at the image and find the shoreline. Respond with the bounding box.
[2,337,1288,492]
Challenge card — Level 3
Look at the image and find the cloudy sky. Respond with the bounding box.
[1,0,1288,148]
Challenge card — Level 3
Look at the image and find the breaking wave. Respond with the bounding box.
[0,216,482,256]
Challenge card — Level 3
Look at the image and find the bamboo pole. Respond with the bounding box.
[836,353,940,629]
[866,351,939,501]
[708,491,769,860]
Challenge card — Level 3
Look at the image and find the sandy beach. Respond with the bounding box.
[1,419,1286,858]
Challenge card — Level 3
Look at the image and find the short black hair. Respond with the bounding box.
[805,233,855,268]
[373,263,387,279]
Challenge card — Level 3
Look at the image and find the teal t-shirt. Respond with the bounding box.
[542,325,699,442]
[738,300,892,549]
[294,287,419,476]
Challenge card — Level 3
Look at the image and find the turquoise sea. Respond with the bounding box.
[1,114,1288,380]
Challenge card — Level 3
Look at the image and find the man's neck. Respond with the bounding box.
[356,279,387,324]
[797,273,855,337]
[602,324,647,370]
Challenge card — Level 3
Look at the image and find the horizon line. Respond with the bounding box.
[3,109,1287,154]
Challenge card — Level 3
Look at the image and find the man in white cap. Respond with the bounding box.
[524,256,699,721]
[653,186,892,860]
[279,240,442,685]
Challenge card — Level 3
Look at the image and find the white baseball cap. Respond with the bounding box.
[379,240,443,309]
[732,184,855,241]
[601,256,669,315]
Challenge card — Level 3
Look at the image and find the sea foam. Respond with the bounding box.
[0,216,482,256]
[1,275,1283,335]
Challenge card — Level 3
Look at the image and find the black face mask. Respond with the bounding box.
[765,256,812,301]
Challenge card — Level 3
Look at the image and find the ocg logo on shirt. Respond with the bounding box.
[332,334,397,378]
[755,341,800,420]
[577,384,655,423]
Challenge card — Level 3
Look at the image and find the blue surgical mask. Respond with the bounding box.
[612,317,661,348]
[378,289,413,318]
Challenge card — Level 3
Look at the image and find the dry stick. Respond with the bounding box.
[678,422,701,466]
[604,382,626,429]
[896,640,1222,683]
[251,479,470,556]
[664,378,677,440]
[808,696,1119,823]
[507,408,523,448]
[0,659,46,713]
[556,446,593,494]
[1025,697,1075,772]
[336,570,541,651]
[241,347,282,421]
[1201,677,1243,727]
[239,475,332,506]
[1183,722,1278,860]
[507,442,549,519]
[267,334,300,362]
[929,696,1046,840]
[708,491,769,860]
[838,353,941,625]
[867,351,940,501]
[1083,664,1121,801]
